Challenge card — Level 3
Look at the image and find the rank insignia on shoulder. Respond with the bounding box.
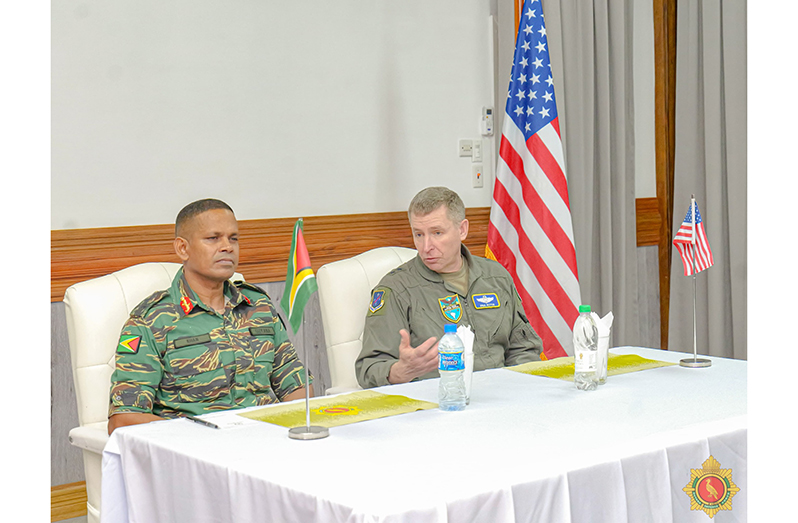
[369,289,387,314]
[438,294,462,322]
[179,296,194,315]
[117,335,141,354]
[472,293,500,309]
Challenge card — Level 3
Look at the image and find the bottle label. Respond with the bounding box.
[574,351,597,373]
[439,351,464,372]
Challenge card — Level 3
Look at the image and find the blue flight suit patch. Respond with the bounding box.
[472,293,500,309]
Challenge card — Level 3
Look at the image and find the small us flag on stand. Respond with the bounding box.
[672,199,714,276]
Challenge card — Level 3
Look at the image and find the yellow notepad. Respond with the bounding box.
[508,353,676,381]
[238,390,438,428]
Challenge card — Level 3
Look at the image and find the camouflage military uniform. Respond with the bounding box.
[109,268,311,419]
[356,246,542,388]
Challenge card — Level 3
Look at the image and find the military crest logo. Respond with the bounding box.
[683,455,740,518]
[438,294,462,322]
[369,290,386,313]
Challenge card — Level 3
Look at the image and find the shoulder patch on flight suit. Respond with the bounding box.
[472,293,500,309]
[438,295,462,323]
[368,288,390,315]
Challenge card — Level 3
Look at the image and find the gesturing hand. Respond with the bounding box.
[387,329,439,384]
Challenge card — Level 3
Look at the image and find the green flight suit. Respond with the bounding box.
[356,246,542,388]
[109,268,311,419]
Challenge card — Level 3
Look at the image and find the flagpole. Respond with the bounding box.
[286,218,330,439]
[680,195,711,368]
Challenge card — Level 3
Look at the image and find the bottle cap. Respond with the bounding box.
[578,304,591,313]
[444,323,457,333]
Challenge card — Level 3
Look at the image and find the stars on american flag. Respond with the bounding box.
[506,0,557,140]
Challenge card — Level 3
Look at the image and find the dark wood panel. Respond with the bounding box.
[51,208,491,302]
[654,0,678,350]
[635,197,661,247]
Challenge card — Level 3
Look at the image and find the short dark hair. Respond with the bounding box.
[175,199,234,237]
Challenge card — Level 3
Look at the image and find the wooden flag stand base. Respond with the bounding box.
[680,195,711,369]
[288,365,330,440]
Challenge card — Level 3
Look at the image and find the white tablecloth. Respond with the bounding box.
[101,347,747,522]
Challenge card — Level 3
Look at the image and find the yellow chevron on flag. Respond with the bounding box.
[281,219,318,333]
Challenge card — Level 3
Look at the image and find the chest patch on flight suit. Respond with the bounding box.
[173,333,212,349]
[249,326,274,336]
[438,295,462,323]
[369,289,388,314]
[472,293,500,309]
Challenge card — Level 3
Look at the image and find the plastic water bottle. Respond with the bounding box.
[573,305,599,391]
[438,324,466,411]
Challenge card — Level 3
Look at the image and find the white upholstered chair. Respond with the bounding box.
[316,246,417,395]
[63,262,243,523]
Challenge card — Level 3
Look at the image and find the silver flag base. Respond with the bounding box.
[679,358,712,368]
[288,425,329,440]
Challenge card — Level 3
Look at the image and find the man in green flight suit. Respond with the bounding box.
[108,198,313,434]
[355,187,543,388]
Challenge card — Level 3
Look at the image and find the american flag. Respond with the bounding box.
[673,200,714,276]
[486,0,580,359]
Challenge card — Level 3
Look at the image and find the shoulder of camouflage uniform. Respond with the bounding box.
[129,289,172,318]
[234,280,273,303]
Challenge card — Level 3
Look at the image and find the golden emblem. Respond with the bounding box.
[683,455,740,518]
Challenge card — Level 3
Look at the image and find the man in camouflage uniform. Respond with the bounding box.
[355,187,542,388]
[108,199,312,434]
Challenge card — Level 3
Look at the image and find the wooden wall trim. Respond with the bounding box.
[635,197,661,247]
[51,481,87,522]
[654,0,678,350]
[51,208,491,302]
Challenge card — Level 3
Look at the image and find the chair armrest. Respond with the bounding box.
[68,422,110,454]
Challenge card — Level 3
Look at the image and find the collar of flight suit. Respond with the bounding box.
[411,244,484,292]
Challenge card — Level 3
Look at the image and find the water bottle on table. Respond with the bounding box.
[573,305,599,391]
[438,324,466,411]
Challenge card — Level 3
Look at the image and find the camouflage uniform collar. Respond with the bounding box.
[412,245,482,284]
[171,268,250,317]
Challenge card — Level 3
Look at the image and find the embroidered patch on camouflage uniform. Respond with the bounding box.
[117,335,141,354]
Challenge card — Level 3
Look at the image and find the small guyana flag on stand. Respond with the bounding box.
[281,219,318,333]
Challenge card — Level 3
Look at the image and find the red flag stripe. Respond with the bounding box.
[493,181,580,326]
[487,222,568,358]
[528,133,570,209]
[499,135,579,279]
[488,183,578,350]
[501,119,574,234]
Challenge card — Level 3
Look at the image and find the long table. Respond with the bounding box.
[101,347,747,522]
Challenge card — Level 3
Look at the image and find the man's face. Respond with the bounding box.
[176,208,239,284]
[410,205,468,274]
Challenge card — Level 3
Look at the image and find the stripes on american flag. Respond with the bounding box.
[486,0,581,359]
[672,200,714,276]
